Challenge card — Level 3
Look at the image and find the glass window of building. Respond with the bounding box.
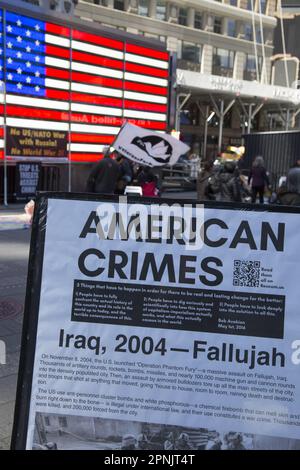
[227,19,236,37]
[246,0,253,10]
[244,23,253,41]
[177,41,201,64]
[259,0,267,14]
[213,48,235,77]
[256,27,262,43]
[230,0,237,5]
[182,43,201,63]
[214,17,223,34]
[114,0,125,11]
[138,0,148,16]
[194,12,202,30]
[156,1,166,21]
[178,8,187,26]
[244,54,263,80]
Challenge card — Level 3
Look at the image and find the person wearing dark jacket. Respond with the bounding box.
[197,160,214,200]
[115,155,133,194]
[86,152,120,194]
[275,166,300,206]
[248,156,269,203]
[206,161,242,202]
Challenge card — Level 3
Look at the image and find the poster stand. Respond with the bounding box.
[11,193,300,451]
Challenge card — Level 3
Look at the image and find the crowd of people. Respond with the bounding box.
[83,146,300,207]
[197,155,300,207]
[85,150,160,198]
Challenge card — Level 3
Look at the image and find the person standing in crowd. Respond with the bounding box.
[248,156,269,204]
[274,163,300,206]
[115,154,133,194]
[205,160,242,202]
[137,166,160,197]
[86,149,120,194]
[187,148,201,180]
[197,160,214,200]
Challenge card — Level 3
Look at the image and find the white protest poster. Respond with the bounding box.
[12,195,300,450]
[112,123,190,167]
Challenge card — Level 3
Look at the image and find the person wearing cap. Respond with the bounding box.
[86,147,120,194]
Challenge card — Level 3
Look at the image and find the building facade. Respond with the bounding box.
[13,0,300,158]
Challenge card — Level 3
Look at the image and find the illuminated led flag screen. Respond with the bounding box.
[0,8,169,162]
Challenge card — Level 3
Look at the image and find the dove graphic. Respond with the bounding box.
[131,136,173,164]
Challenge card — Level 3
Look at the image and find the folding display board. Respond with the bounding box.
[11,193,300,451]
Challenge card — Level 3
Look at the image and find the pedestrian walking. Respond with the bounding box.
[248,156,269,204]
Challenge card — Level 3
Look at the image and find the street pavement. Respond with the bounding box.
[0,224,30,450]
[0,191,196,450]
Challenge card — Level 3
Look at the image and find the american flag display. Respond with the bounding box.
[0,9,169,162]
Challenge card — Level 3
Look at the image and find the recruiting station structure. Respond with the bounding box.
[12,194,300,450]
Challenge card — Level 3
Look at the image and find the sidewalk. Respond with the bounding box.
[0,204,30,231]
[0,228,30,450]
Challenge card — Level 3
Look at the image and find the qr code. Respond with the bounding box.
[233,260,260,287]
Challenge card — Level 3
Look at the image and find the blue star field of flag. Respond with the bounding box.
[0,11,49,96]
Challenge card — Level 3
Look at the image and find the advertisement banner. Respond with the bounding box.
[12,194,300,451]
[6,127,68,161]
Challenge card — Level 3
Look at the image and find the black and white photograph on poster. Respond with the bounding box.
[32,412,300,451]
[10,194,300,450]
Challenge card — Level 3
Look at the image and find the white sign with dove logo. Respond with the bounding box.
[113,122,190,167]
